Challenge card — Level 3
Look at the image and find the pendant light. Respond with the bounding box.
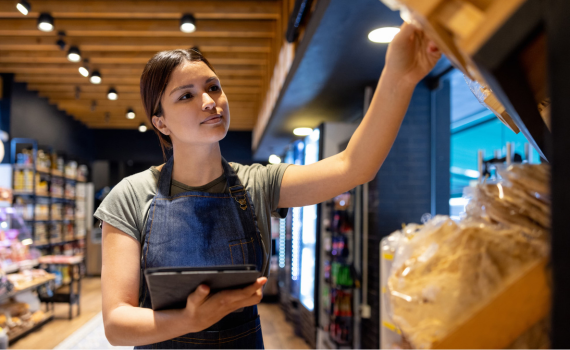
[138,123,148,132]
[78,59,89,77]
[37,13,54,32]
[16,1,31,15]
[126,108,135,119]
[180,14,196,33]
[90,70,101,84]
[67,46,81,62]
[107,88,118,101]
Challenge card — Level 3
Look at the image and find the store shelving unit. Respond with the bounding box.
[9,138,88,323]
[320,188,362,349]
[378,0,570,347]
[10,138,87,253]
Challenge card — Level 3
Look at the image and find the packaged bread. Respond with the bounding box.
[386,163,551,348]
[387,216,548,349]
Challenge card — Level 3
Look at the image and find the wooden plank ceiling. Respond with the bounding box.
[0,0,284,130]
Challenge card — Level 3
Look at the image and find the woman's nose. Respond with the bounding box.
[202,93,216,110]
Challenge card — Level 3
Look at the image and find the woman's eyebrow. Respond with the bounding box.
[169,77,218,96]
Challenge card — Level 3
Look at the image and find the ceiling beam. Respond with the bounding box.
[1,65,265,77]
[16,74,263,86]
[0,1,280,17]
[0,57,267,65]
[0,19,275,38]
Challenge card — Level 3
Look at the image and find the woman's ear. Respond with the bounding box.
[152,115,171,135]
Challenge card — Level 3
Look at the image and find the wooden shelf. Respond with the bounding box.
[8,311,54,344]
[0,274,56,303]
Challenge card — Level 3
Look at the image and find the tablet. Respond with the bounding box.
[144,265,261,311]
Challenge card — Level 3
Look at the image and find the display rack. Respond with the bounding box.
[378,0,569,346]
[320,189,361,349]
[10,138,87,253]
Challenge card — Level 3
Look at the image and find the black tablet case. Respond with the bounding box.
[145,265,261,311]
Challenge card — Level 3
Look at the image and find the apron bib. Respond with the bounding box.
[135,157,265,349]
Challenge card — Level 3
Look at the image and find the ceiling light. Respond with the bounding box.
[78,66,89,77]
[107,88,118,100]
[79,59,89,77]
[126,108,135,119]
[139,123,148,132]
[368,27,400,43]
[293,127,313,136]
[180,14,196,33]
[16,1,31,15]
[67,46,81,62]
[268,155,282,164]
[90,70,101,84]
[37,13,54,32]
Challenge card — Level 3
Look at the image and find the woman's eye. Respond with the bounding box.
[179,93,193,100]
[209,85,220,92]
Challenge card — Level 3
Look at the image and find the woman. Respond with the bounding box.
[96,23,440,349]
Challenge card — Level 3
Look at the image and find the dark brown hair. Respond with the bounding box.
[140,48,216,158]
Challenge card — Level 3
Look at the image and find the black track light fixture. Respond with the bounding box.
[37,13,54,32]
[180,14,196,33]
[67,46,81,62]
[16,1,31,15]
[126,108,136,119]
[90,70,101,84]
[107,87,118,101]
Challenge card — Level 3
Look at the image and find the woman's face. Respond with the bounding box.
[155,60,230,147]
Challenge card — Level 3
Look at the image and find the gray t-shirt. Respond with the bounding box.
[94,162,291,277]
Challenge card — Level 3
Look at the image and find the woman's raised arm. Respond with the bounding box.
[278,23,441,209]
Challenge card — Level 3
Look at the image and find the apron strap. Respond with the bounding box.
[157,156,174,196]
[158,156,244,198]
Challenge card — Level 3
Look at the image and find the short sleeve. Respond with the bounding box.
[265,163,291,218]
[94,178,142,242]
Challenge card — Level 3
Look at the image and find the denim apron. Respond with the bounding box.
[135,157,265,349]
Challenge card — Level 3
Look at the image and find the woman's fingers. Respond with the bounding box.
[187,284,210,308]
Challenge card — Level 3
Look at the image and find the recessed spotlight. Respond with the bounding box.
[107,88,118,100]
[37,13,54,32]
[293,127,313,136]
[78,67,89,77]
[17,1,31,16]
[268,155,282,164]
[90,70,101,84]
[67,46,81,62]
[139,123,147,132]
[126,108,135,119]
[180,14,196,33]
[368,27,400,43]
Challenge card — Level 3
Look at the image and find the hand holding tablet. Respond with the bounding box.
[144,264,263,311]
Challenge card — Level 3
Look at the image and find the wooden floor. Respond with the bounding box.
[11,277,310,349]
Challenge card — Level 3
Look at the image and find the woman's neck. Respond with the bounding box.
[170,142,224,187]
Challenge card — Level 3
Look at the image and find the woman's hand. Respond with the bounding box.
[183,277,268,333]
[384,22,441,87]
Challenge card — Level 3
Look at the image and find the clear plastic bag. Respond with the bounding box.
[385,163,551,348]
[387,216,548,348]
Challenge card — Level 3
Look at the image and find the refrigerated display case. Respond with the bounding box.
[277,122,362,348]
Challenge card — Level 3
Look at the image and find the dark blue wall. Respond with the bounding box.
[10,81,93,162]
[0,74,13,164]
[362,82,435,349]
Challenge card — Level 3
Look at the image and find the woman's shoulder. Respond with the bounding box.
[229,162,291,190]
[108,167,160,199]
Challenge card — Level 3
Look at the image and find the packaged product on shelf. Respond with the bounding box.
[65,161,78,179]
[386,163,551,349]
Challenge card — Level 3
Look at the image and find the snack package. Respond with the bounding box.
[387,217,548,348]
[386,163,551,349]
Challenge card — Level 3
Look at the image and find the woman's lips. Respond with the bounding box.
[201,115,223,124]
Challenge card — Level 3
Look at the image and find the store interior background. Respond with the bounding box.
[0,0,552,349]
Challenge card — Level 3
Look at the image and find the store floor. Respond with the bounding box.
[10,277,310,349]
